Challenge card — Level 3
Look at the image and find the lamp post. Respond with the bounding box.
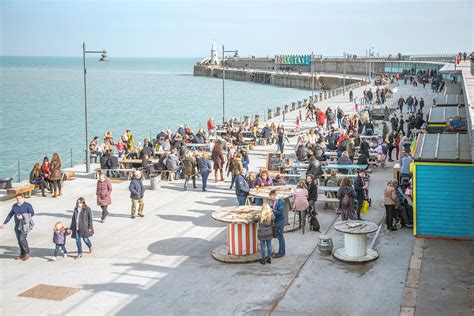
[222,45,238,125]
[83,42,107,173]
[343,52,347,95]
[311,52,315,101]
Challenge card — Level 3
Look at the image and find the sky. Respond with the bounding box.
[1,0,472,58]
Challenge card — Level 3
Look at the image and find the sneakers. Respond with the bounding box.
[52,256,57,261]
[22,254,31,261]
[405,223,413,228]
[259,259,266,265]
[138,214,144,217]
[266,258,272,264]
[15,254,25,260]
[131,215,136,219]
[63,253,68,258]
[88,246,93,254]
[75,254,82,260]
[272,253,284,259]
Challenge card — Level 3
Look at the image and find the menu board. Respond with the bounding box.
[266,153,283,172]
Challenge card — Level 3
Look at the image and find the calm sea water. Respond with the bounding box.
[0,56,311,180]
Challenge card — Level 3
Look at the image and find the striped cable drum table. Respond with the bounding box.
[211,205,262,263]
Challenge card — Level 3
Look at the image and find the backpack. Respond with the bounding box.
[341,192,351,209]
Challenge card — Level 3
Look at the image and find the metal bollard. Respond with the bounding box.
[17,159,20,182]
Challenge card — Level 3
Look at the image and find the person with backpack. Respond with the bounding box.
[337,177,357,220]
[257,204,274,265]
[234,170,249,206]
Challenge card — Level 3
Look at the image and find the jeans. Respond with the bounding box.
[337,118,343,128]
[230,174,237,189]
[200,171,209,191]
[51,179,62,192]
[75,231,92,255]
[400,204,413,225]
[356,196,364,220]
[278,142,284,154]
[14,225,30,255]
[54,244,68,257]
[255,198,263,206]
[276,220,285,256]
[101,205,109,220]
[236,194,248,206]
[131,198,144,216]
[385,204,395,228]
[260,240,272,260]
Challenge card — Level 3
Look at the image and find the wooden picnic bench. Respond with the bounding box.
[7,184,36,198]
[95,168,135,180]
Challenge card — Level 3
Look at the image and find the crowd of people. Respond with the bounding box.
[4,71,436,263]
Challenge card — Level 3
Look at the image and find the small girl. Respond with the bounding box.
[257,204,274,265]
[52,221,69,260]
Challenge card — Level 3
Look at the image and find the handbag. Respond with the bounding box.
[361,200,369,215]
[272,222,279,238]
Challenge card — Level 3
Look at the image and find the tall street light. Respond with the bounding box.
[222,45,239,125]
[311,52,315,101]
[83,42,107,173]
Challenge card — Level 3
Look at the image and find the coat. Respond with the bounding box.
[70,207,94,238]
[384,184,397,205]
[129,176,145,199]
[183,156,197,176]
[96,179,112,206]
[232,158,243,176]
[211,149,224,170]
[50,160,62,180]
[258,221,273,241]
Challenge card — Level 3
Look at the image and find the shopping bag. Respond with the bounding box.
[361,200,369,215]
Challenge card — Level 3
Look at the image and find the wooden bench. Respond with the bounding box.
[95,168,135,180]
[317,194,340,210]
[65,171,76,181]
[7,184,36,198]
[160,170,175,182]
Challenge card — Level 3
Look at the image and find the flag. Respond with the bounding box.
[410,136,417,156]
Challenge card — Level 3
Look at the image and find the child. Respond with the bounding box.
[257,204,274,265]
[52,221,69,260]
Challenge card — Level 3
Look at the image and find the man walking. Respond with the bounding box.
[234,170,249,205]
[129,170,145,219]
[0,194,35,261]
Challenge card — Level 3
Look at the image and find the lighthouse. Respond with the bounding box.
[210,42,218,65]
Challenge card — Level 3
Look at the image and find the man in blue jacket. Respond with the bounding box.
[234,170,249,205]
[0,194,35,261]
[270,189,286,258]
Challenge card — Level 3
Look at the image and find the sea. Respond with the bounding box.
[0,56,311,180]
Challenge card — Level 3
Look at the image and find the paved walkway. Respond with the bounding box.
[0,79,467,315]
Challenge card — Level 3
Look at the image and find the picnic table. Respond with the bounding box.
[248,186,294,226]
[322,164,368,174]
[119,158,158,168]
[211,205,262,263]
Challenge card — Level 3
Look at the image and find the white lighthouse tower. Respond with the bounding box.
[210,42,218,65]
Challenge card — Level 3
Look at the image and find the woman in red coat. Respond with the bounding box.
[317,109,326,127]
[96,174,112,223]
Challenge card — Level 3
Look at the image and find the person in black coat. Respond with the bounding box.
[353,170,367,220]
[129,170,145,218]
[70,197,94,259]
[359,139,370,159]
[100,151,109,170]
[357,153,369,169]
[106,151,120,177]
[306,174,318,212]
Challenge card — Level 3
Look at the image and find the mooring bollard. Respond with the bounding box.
[268,109,273,120]
[297,101,302,109]
[291,102,296,111]
[284,104,289,113]
[276,107,281,116]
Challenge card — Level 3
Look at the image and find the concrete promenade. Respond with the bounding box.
[0,81,470,315]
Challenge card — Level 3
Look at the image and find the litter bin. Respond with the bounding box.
[0,177,13,189]
[150,175,160,190]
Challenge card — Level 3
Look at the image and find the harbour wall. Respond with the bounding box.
[193,65,361,90]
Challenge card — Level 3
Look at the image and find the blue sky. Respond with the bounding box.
[1,0,472,57]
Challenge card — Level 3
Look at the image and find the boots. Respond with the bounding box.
[192,177,196,189]
[214,171,218,182]
[184,178,188,191]
[58,190,62,196]
[220,171,224,182]
[52,191,57,198]
[41,188,46,197]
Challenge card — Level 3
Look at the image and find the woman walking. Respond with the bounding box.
[292,180,310,230]
[96,174,112,223]
[183,151,197,190]
[337,177,357,220]
[211,141,225,182]
[257,204,274,265]
[197,153,212,191]
[50,153,62,197]
[70,197,94,260]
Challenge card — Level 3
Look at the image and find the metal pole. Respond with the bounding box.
[222,45,225,125]
[83,42,90,173]
[311,52,314,101]
[70,148,73,167]
[17,159,20,182]
[343,52,346,95]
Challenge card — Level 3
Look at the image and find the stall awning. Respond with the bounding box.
[414,133,472,163]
